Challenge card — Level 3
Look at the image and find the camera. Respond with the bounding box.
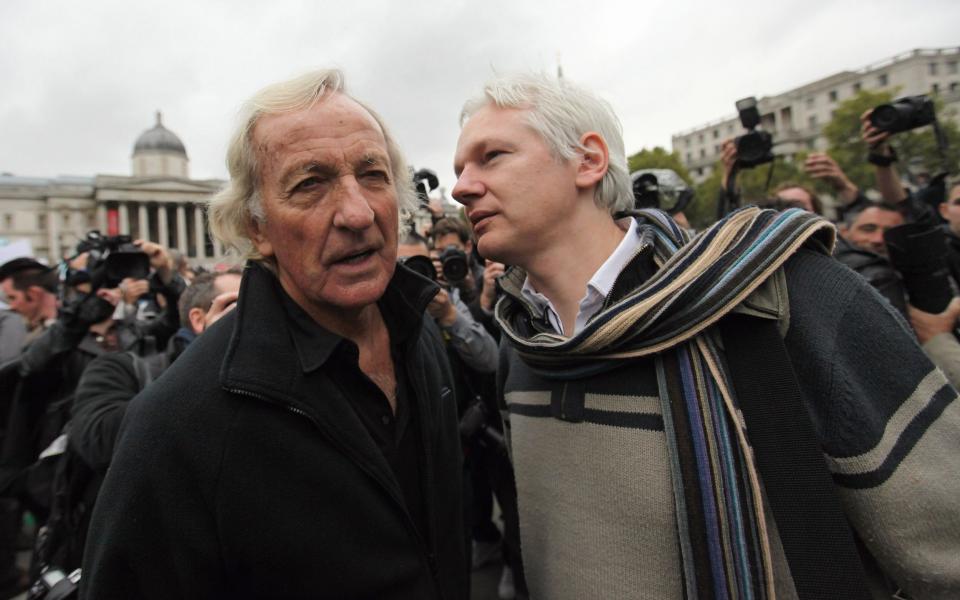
[75,231,150,290]
[870,95,936,135]
[459,396,506,455]
[412,168,439,207]
[27,566,80,600]
[630,169,694,214]
[399,255,436,282]
[438,245,469,284]
[733,96,774,169]
[884,221,954,313]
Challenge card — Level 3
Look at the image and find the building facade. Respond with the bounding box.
[672,47,960,183]
[0,112,225,265]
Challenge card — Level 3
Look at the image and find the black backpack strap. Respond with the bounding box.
[718,314,873,600]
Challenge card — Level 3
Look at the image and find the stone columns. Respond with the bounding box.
[194,204,206,260]
[138,204,149,242]
[96,204,107,233]
[47,209,60,263]
[176,204,188,254]
[118,203,130,235]
[158,204,169,249]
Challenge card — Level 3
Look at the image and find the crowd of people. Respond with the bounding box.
[0,67,957,600]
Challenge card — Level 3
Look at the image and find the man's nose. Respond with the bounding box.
[451,167,484,205]
[332,177,376,230]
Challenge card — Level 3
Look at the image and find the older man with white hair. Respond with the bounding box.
[81,70,467,600]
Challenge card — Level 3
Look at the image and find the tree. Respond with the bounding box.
[690,157,806,229]
[823,90,960,192]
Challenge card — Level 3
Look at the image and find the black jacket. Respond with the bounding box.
[80,263,467,600]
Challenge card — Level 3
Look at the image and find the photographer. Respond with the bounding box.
[720,141,861,216]
[399,232,525,599]
[25,269,243,589]
[0,238,184,588]
[430,218,484,304]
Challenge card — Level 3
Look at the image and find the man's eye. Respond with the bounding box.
[484,150,504,162]
[292,177,322,193]
[361,170,389,182]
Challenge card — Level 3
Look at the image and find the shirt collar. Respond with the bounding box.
[280,267,430,374]
[521,217,641,335]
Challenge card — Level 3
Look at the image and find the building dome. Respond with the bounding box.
[131,111,190,178]
[133,111,187,157]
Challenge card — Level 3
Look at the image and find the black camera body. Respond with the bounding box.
[459,395,507,455]
[630,169,694,214]
[76,231,150,290]
[734,96,774,169]
[870,95,936,135]
[883,221,954,313]
[412,168,439,207]
[399,255,436,282]
[438,245,469,284]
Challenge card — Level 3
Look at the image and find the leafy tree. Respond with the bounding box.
[626,147,693,184]
[690,157,806,229]
[823,89,960,191]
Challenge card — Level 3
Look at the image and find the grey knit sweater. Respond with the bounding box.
[497,249,960,599]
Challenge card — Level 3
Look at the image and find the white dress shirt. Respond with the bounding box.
[520,217,642,336]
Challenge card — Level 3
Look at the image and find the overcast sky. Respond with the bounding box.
[1,0,958,198]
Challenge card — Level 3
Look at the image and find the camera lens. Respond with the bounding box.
[439,246,469,283]
[870,105,900,131]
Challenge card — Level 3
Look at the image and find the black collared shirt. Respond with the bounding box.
[278,283,428,541]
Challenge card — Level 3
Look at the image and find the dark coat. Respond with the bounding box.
[80,262,467,600]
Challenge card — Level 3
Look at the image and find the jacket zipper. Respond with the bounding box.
[223,385,443,597]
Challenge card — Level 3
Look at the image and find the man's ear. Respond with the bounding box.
[575,131,609,191]
[247,217,273,258]
[939,202,950,222]
[837,223,850,239]
[465,239,474,255]
[188,307,207,335]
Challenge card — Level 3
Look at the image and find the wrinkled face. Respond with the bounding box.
[1,279,40,324]
[452,104,579,267]
[939,185,960,236]
[776,187,815,213]
[844,207,903,257]
[250,93,399,318]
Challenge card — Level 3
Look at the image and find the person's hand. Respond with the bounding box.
[908,298,960,345]
[119,277,150,305]
[135,239,173,284]
[427,288,458,327]
[720,139,738,190]
[860,109,891,149]
[480,260,505,312]
[204,291,239,330]
[804,153,859,202]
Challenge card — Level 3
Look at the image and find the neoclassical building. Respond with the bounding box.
[0,113,226,265]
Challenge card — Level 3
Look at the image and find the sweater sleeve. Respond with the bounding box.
[784,250,960,599]
[922,332,960,391]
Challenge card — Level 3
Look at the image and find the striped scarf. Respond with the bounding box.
[496,207,836,599]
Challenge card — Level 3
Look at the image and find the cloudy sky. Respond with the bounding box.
[1,0,958,198]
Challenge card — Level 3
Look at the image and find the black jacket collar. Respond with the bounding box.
[220,261,439,397]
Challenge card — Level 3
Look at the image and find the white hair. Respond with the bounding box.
[460,73,633,214]
[208,68,417,264]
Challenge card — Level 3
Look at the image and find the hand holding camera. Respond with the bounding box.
[480,260,505,313]
[427,287,458,328]
[804,153,859,202]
